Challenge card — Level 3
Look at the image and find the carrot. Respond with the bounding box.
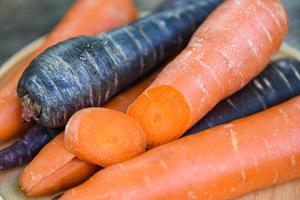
[0,125,61,170]
[0,0,137,141]
[19,134,98,196]
[19,71,157,196]
[65,108,146,167]
[61,95,300,200]
[185,58,300,135]
[155,0,222,11]
[128,0,288,147]
[17,1,222,128]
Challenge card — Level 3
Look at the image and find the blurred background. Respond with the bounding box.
[0,0,299,65]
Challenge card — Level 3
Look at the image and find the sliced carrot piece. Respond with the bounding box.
[129,85,191,148]
[65,108,146,167]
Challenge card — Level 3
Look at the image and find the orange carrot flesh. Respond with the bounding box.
[127,0,288,148]
[65,108,146,167]
[19,71,156,196]
[0,0,137,141]
[61,96,300,200]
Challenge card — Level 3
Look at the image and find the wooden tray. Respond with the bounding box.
[0,38,299,200]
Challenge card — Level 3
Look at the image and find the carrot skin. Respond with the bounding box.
[19,133,99,196]
[61,96,300,200]
[0,125,61,170]
[128,0,288,147]
[0,0,137,141]
[186,58,300,135]
[155,0,222,11]
[17,1,222,128]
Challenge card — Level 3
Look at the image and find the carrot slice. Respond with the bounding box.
[128,0,288,147]
[65,108,146,167]
[129,86,191,147]
[61,95,300,200]
[0,0,137,141]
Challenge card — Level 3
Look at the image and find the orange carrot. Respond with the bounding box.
[19,72,157,196]
[19,134,97,196]
[127,0,288,148]
[0,0,137,141]
[65,108,146,167]
[61,95,300,200]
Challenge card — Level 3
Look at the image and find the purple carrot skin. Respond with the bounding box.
[0,125,62,170]
[185,58,300,135]
[155,0,222,11]
[17,0,222,128]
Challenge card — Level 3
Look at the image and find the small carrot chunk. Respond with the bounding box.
[128,85,191,148]
[65,108,146,167]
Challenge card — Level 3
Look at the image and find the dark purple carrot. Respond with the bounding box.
[155,0,222,11]
[185,58,300,135]
[0,125,62,170]
[17,1,222,128]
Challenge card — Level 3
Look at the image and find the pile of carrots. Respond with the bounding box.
[0,0,299,199]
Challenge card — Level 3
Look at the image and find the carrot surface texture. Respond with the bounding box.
[0,125,61,170]
[61,95,300,200]
[0,0,137,141]
[19,134,98,196]
[185,58,300,135]
[17,0,222,128]
[19,72,157,196]
[128,0,288,147]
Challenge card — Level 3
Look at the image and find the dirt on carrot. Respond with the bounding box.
[128,0,288,148]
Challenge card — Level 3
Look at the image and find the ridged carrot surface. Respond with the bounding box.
[61,96,300,200]
[0,0,137,141]
[19,134,98,196]
[185,58,300,135]
[128,0,288,147]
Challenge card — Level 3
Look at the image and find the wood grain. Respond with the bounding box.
[0,40,299,200]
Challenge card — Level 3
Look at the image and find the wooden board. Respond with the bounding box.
[0,39,299,200]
